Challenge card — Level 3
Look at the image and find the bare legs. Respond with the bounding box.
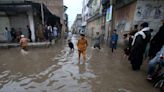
[78,50,86,64]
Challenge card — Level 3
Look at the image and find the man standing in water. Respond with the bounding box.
[94,32,101,49]
[129,22,151,70]
[111,30,118,52]
[149,19,164,59]
[77,34,88,64]
[20,35,29,51]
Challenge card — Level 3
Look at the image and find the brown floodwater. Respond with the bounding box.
[0,35,159,92]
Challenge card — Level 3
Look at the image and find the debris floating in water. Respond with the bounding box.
[118,88,131,92]
[21,49,28,55]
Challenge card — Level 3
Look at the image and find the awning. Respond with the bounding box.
[0,1,61,25]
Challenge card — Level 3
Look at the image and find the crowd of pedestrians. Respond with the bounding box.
[122,19,164,80]
[3,27,23,43]
[1,24,60,43]
[43,24,59,43]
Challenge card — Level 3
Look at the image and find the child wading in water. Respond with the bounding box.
[68,39,74,52]
[77,34,88,64]
[111,30,118,52]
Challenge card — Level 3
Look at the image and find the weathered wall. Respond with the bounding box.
[133,0,164,35]
[30,0,63,19]
[113,0,164,46]
[0,0,64,18]
[0,13,32,42]
[76,19,82,32]
[10,14,29,37]
[0,12,10,42]
[87,17,102,38]
[30,0,65,35]
[114,1,137,44]
[0,12,10,32]
[115,1,137,32]
[87,20,95,38]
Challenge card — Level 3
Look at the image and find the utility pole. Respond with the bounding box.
[107,0,115,46]
[41,2,44,25]
[106,0,114,45]
[111,0,115,36]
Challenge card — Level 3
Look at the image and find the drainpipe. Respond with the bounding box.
[111,0,115,37]
[41,3,44,25]
[107,0,115,46]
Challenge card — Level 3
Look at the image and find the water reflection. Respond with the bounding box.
[0,35,96,92]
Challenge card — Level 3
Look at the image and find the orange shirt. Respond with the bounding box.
[20,38,28,47]
[77,38,88,51]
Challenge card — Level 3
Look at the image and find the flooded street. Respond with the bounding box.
[0,35,159,92]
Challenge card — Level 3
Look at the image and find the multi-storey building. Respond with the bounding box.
[86,0,103,38]
[81,0,89,32]
[0,0,65,42]
[72,14,82,34]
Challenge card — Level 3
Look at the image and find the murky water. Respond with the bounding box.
[0,35,159,92]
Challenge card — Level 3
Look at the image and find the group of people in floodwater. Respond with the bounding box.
[3,27,28,43]
[73,19,164,81]
[13,18,164,81]
[122,19,164,80]
[3,24,60,43]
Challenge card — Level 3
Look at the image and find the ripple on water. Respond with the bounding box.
[0,35,96,92]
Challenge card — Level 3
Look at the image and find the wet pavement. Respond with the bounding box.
[0,35,159,92]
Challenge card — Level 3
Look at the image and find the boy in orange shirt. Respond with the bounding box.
[77,34,88,64]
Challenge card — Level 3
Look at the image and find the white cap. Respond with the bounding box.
[21,35,25,38]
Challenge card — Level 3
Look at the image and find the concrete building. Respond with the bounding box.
[30,0,64,18]
[0,0,61,42]
[72,14,82,34]
[0,0,64,23]
[28,0,66,35]
[113,0,164,44]
[63,6,69,32]
[93,0,164,45]
[82,0,89,32]
[86,0,103,38]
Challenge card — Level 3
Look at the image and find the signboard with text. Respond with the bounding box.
[106,5,112,22]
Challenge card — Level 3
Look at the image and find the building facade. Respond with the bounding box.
[113,0,164,44]
[86,0,103,38]
[63,6,68,33]
[0,0,62,42]
[82,0,89,32]
[28,0,66,36]
[72,14,82,34]
[85,0,164,45]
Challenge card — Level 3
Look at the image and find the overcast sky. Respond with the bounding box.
[64,0,83,28]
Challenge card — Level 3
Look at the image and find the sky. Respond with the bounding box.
[64,0,83,29]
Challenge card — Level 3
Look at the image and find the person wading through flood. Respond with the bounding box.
[129,22,151,71]
[77,34,88,64]
[94,32,101,49]
[20,35,29,51]
[111,30,118,52]
[68,39,74,52]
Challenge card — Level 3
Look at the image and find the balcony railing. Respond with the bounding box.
[0,0,26,4]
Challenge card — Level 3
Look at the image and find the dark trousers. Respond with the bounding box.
[94,43,101,49]
[112,43,117,52]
